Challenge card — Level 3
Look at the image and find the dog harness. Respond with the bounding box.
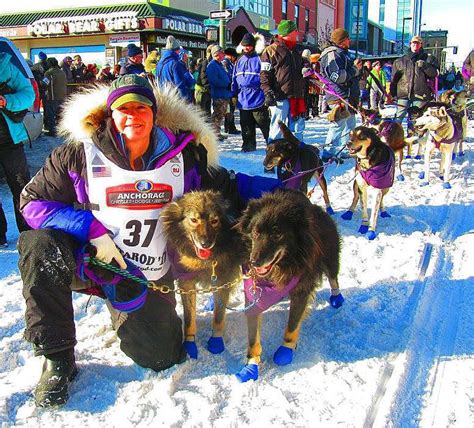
[242,266,301,316]
[358,149,395,189]
[432,118,461,149]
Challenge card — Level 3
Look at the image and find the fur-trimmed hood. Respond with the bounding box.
[236,33,266,55]
[58,82,219,167]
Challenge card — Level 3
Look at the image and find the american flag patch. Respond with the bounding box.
[92,166,111,177]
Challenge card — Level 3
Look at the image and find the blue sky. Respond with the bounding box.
[422,0,473,66]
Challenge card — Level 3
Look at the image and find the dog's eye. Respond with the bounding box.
[210,218,219,226]
[189,217,198,224]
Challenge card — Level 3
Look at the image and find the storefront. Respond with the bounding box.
[0,3,209,65]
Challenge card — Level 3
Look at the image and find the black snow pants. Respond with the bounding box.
[18,229,186,371]
[240,106,270,152]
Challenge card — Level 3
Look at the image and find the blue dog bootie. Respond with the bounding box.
[207,336,225,354]
[326,206,335,215]
[329,293,344,308]
[273,345,294,366]
[358,224,369,234]
[235,364,259,382]
[415,155,422,160]
[396,174,405,182]
[367,230,377,240]
[341,210,353,221]
[443,182,452,189]
[184,341,198,359]
[418,171,425,180]
[380,211,391,218]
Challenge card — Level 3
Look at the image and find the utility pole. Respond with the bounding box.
[219,0,226,49]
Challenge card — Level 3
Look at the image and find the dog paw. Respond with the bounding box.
[415,155,422,160]
[458,151,464,157]
[273,346,294,366]
[367,230,377,240]
[380,211,391,218]
[329,293,344,308]
[202,295,215,311]
[405,155,412,159]
[207,336,225,354]
[439,175,444,181]
[443,182,452,189]
[418,171,425,179]
[184,341,198,359]
[420,181,429,187]
[341,210,353,221]
[235,364,259,382]
[358,224,369,234]
[326,206,335,215]
[452,153,456,161]
[396,174,405,182]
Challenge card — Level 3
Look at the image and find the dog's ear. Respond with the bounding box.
[278,121,301,145]
[236,199,259,234]
[438,106,448,117]
[160,201,184,224]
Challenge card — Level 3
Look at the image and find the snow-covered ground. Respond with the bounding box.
[0,113,473,427]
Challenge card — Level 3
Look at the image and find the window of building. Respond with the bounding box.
[282,0,287,19]
[295,4,300,29]
[305,8,310,33]
[226,0,270,17]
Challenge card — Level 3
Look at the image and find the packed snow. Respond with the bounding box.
[0,111,473,427]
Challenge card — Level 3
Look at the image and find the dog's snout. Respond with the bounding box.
[200,239,213,249]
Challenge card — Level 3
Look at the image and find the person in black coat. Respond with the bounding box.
[390,35,438,125]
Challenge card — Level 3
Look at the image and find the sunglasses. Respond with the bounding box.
[411,41,421,45]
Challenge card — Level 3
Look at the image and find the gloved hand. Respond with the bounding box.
[89,234,126,269]
[416,60,426,68]
[264,91,277,107]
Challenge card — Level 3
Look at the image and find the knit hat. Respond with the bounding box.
[210,45,223,57]
[302,49,311,60]
[127,43,143,57]
[107,74,157,117]
[165,35,180,50]
[331,28,350,45]
[178,48,189,61]
[38,51,47,61]
[276,20,297,37]
[240,33,256,47]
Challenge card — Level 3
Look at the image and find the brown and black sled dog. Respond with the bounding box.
[161,190,247,359]
[263,121,334,214]
[235,189,342,382]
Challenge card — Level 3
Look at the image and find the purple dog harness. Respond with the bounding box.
[432,120,461,149]
[359,149,395,189]
[243,266,301,316]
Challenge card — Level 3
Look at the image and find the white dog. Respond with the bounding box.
[414,105,461,189]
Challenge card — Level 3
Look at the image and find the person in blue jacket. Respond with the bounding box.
[231,33,270,152]
[119,43,145,76]
[207,45,233,140]
[0,51,35,245]
[155,35,193,102]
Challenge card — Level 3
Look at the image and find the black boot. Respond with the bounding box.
[34,349,78,408]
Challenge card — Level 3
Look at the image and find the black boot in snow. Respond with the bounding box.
[34,350,78,408]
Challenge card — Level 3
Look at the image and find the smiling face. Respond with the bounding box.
[347,127,378,159]
[111,101,154,144]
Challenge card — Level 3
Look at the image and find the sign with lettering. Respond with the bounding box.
[109,33,141,46]
[156,35,208,49]
[27,12,140,37]
[162,17,204,35]
[209,10,233,20]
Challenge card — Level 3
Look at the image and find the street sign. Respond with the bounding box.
[206,28,218,42]
[204,19,220,27]
[209,9,233,20]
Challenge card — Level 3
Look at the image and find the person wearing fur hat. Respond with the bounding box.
[155,36,193,102]
[260,20,306,148]
[232,33,269,151]
[119,43,145,76]
[17,74,280,407]
[319,27,362,162]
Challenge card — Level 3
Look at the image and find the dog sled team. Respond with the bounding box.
[14,24,471,407]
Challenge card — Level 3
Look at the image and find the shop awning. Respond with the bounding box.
[0,3,207,27]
